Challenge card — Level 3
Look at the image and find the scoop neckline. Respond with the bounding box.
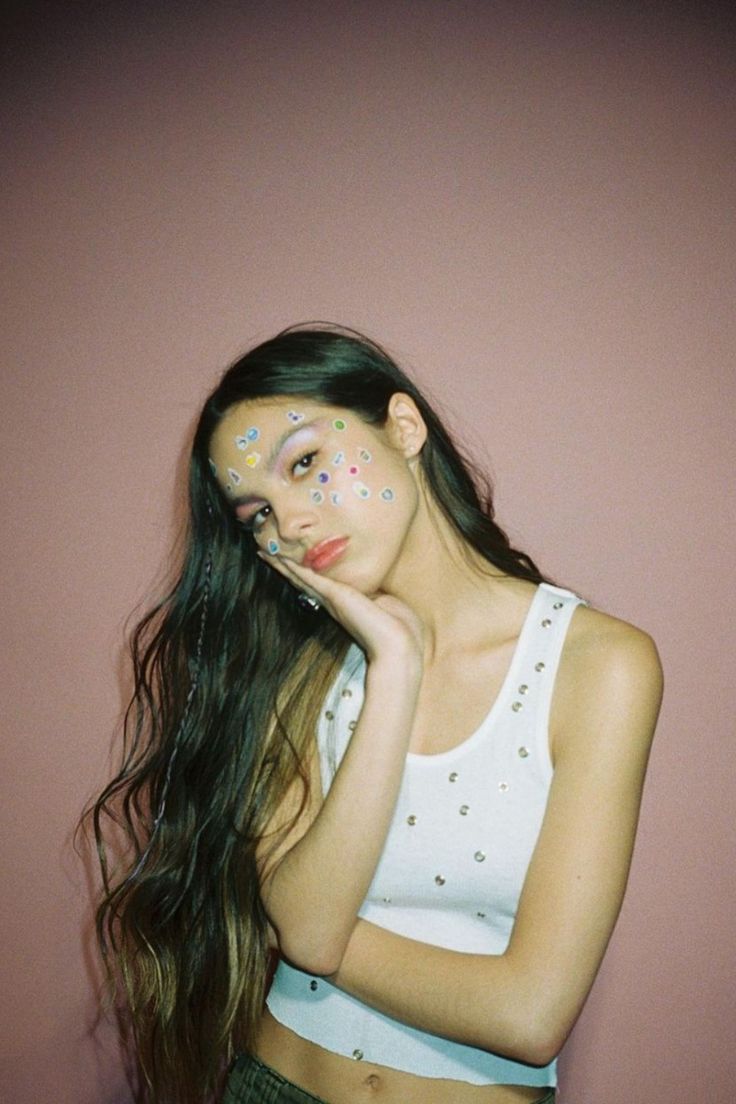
[405,581,547,765]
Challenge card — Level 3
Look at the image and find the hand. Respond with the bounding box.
[257,551,425,668]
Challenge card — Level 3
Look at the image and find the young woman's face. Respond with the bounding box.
[208,395,424,593]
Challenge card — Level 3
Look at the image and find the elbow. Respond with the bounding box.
[276,929,347,977]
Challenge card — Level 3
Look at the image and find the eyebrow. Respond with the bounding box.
[230,417,324,509]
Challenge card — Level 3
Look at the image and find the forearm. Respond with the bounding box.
[330,921,557,1065]
[331,918,556,1064]
[263,658,421,974]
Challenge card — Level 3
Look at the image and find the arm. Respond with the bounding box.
[258,656,421,975]
[330,614,664,1065]
[255,552,425,976]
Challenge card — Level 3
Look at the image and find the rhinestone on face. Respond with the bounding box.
[407,814,417,826]
[474,851,486,863]
[353,1049,364,1060]
[348,720,357,731]
[535,661,546,672]
[499,781,509,792]
[518,746,530,758]
[511,701,523,712]
[553,601,564,609]
[449,772,459,782]
[310,979,318,991]
[518,684,528,694]
[435,874,446,885]
[541,618,552,628]
[325,710,334,721]
[459,804,469,816]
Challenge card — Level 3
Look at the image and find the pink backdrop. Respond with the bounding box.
[2,3,734,1101]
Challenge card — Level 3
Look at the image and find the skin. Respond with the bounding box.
[209,394,663,1104]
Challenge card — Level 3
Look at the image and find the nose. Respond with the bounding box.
[272,487,321,545]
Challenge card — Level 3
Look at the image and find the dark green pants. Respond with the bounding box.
[222,1053,555,1103]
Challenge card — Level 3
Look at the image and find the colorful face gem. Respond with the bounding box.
[227,467,242,485]
[246,426,260,441]
[358,448,372,463]
[244,452,260,468]
[380,487,396,502]
[287,411,306,424]
[352,482,371,499]
[332,451,345,466]
[310,489,325,504]
[329,491,342,506]
[208,458,218,476]
[348,465,359,476]
[317,471,330,484]
[267,539,280,555]
[333,418,347,431]
[225,482,232,493]
[235,435,248,450]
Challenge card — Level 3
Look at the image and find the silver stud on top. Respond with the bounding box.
[407,814,417,826]
[348,720,357,731]
[459,804,469,816]
[535,661,546,672]
[310,979,318,990]
[435,874,446,885]
[541,618,552,628]
[474,850,486,863]
[518,746,530,758]
[511,701,523,712]
[477,911,486,918]
[325,710,334,721]
[499,781,509,792]
[553,601,564,610]
[382,896,391,904]
[518,684,529,694]
[353,1049,364,1061]
[341,687,353,698]
[449,771,459,782]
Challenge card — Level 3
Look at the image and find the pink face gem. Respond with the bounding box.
[348,465,359,476]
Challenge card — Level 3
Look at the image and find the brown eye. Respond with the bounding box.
[292,451,317,476]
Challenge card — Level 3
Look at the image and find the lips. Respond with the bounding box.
[303,537,349,572]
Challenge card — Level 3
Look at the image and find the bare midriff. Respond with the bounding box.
[255,1010,550,1104]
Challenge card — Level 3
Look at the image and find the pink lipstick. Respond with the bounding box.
[303,537,349,572]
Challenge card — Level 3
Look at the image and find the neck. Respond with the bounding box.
[378,485,528,665]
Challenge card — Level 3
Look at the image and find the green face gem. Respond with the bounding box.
[333,418,347,431]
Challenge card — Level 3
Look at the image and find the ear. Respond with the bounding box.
[385,393,427,461]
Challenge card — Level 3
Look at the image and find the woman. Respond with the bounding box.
[92,323,663,1104]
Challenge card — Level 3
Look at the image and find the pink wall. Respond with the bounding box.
[2,3,733,1101]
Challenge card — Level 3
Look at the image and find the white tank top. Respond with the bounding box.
[267,582,587,1087]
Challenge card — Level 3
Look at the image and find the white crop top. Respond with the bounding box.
[267,582,587,1087]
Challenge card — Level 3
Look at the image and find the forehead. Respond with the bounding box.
[209,397,350,459]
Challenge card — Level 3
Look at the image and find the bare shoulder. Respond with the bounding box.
[550,602,664,760]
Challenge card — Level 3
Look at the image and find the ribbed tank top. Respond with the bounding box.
[267,583,587,1087]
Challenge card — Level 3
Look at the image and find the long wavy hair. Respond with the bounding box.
[90,323,551,1103]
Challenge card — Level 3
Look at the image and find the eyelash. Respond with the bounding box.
[239,450,318,533]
